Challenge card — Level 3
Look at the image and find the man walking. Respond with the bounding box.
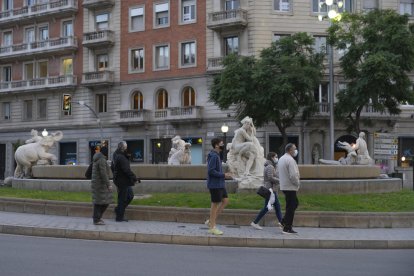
[279,143,300,234]
[112,141,139,222]
[206,137,232,235]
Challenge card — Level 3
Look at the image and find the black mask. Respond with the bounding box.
[219,145,225,151]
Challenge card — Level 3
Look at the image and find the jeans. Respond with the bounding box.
[253,191,283,224]
[115,186,134,220]
[281,190,299,231]
[93,204,108,223]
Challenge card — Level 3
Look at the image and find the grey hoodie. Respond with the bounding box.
[263,159,279,189]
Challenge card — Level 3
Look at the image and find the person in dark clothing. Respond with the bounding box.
[112,141,139,222]
[91,146,113,225]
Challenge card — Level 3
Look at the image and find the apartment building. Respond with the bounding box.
[0,0,413,180]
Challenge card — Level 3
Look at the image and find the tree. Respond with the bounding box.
[328,9,414,134]
[210,32,325,148]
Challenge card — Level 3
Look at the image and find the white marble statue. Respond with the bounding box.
[319,132,374,165]
[168,136,192,165]
[226,116,265,188]
[14,130,63,178]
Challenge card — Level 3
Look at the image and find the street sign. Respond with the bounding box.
[373,132,398,160]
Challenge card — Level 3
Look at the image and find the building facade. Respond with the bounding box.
[0,0,413,180]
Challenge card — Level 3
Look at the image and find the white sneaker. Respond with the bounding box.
[208,227,223,235]
[204,219,210,227]
[250,222,263,230]
[278,222,284,229]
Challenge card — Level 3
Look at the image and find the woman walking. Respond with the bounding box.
[250,152,283,230]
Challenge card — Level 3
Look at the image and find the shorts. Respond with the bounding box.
[209,188,228,203]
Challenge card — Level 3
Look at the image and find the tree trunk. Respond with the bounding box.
[275,121,288,154]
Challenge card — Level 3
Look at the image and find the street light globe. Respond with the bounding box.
[42,129,48,137]
[221,124,229,134]
[402,156,406,162]
[326,0,333,5]
[328,9,337,19]
[337,1,344,8]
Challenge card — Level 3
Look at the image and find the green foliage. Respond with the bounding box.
[329,9,414,133]
[210,33,325,142]
[1,187,413,212]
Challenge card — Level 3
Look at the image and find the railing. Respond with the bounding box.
[0,0,78,24]
[83,0,114,8]
[154,109,168,119]
[207,9,248,29]
[0,75,77,93]
[82,71,114,85]
[207,57,224,70]
[120,110,146,119]
[316,102,330,114]
[117,109,150,124]
[83,30,115,47]
[0,37,77,59]
[169,107,196,116]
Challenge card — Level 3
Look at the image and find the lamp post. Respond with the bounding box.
[318,0,343,160]
[77,101,104,144]
[401,156,414,190]
[221,123,229,162]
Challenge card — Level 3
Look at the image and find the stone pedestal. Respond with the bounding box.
[395,166,413,190]
[236,175,263,190]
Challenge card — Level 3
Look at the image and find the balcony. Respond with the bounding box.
[207,57,224,71]
[116,109,151,125]
[154,106,203,122]
[207,9,248,31]
[0,37,78,62]
[83,0,114,9]
[82,70,114,87]
[0,0,78,28]
[0,75,77,94]
[83,30,115,49]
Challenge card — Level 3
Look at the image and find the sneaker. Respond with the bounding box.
[93,220,105,225]
[208,227,223,235]
[204,219,210,227]
[282,229,298,235]
[278,222,284,229]
[250,222,263,230]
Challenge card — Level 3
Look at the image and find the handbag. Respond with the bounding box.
[256,186,271,199]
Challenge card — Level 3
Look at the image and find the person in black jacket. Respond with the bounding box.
[112,141,139,222]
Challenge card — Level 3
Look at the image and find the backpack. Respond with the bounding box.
[85,163,93,179]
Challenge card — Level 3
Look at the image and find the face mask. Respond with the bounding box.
[293,149,298,157]
[219,145,225,151]
[273,158,278,164]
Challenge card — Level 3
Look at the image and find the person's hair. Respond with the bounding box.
[211,138,222,148]
[100,147,108,158]
[267,152,277,161]
[117,141,127,151]
[285,143,295,153]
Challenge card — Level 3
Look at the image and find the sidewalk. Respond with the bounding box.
[1,211,413,249]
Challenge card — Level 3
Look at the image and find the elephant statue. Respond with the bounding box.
[14,130,64,178]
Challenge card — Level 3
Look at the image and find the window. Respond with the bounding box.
[400,0,414,16]
[224,36,239,55]
[182,86,196,106]
[96,13,109,30]
[97,54,109,71]
[130,7,144,31]
[38,61,48,78]
[1,66,11,82]
[37,99,47,119]
[181,41,196,66]
[2,31,12,46]
[38,26,48,41]
[182,0,196,22]
[132,91,144,110]
[130,48,144,72]
[156,89,168,109]
[314,84,329,103]
[4,0,13,10]
[25,27,35,43]
[3,102,10,120]
[313,36,327,53]
[274,0,290,12]
[62,20,73,37]
[155,2,169,27]
[27,0,35,6]
[272,33,290,42]
[24,100,33,120]
[155,45,169,69]
[25,63,34,80]
[313,0,352,13]
[363,0,378,11]
[96,94,107,113]
[225,0,239,10]
[62,58,73,75]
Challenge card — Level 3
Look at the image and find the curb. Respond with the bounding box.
[1,197,413,228]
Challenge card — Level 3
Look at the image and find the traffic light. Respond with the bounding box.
[63,94,71,111]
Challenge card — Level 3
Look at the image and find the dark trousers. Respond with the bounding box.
[93,204,109,223]
[253,192,283,224]
[281,190,299,231]
[115,186,134,220]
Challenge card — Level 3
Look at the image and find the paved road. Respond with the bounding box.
[1,234,413,276]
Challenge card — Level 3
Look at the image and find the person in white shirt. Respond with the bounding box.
[278,143,300,234]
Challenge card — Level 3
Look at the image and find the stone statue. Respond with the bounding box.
[167,136,192,165]
[319,132,374,165]
[226,116,265,189]
[311,143,321,164]
[14,130,63,178]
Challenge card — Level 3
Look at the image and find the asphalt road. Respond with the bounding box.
[0,234,413,276]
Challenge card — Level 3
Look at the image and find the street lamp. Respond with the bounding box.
[401,156,414,190]
[318,0,343,160]
[42,128,48,137]
[221,123,229,162]
[77,101,104,144]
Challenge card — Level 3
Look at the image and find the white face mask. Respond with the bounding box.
[293,149,298,157]
[273,158,278,164]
